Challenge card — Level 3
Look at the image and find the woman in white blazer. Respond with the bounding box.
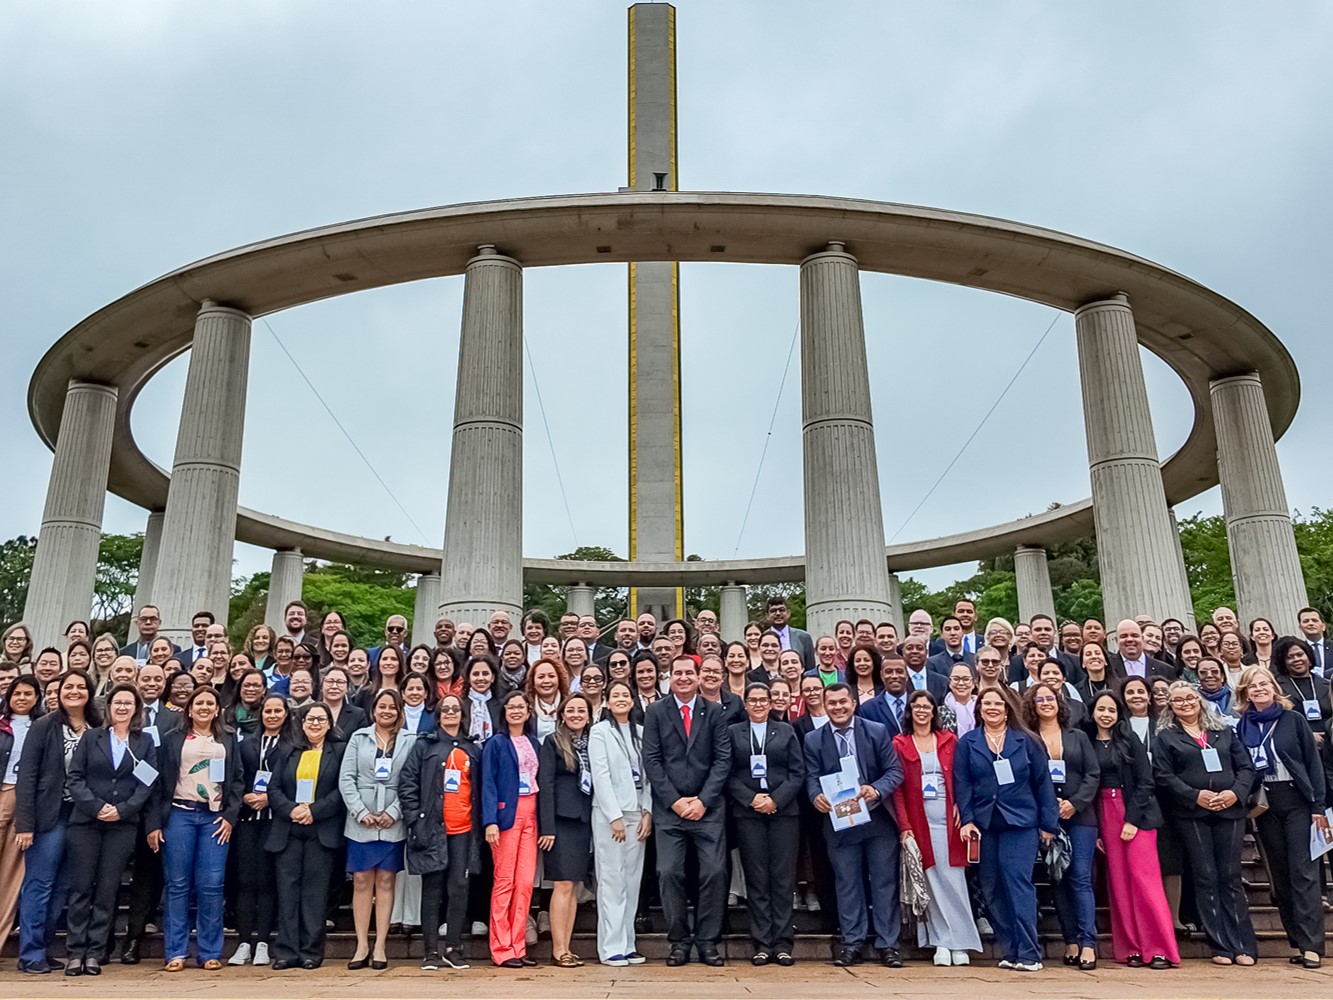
[587,680,653,966]
[338,690,418,970]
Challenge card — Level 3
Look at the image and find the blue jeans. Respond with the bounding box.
[1053,823,1098,949]
[18,822,68,965]
[163,807,229,962]
[978,821,1041,964]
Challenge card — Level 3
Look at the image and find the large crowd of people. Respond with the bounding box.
[1,594,1331,976]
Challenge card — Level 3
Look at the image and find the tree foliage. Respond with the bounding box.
[0,535,36,628]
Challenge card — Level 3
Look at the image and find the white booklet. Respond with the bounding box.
[821,756,871,832]
[1309,808,1333,861]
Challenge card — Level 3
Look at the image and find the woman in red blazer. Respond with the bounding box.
[891,689,982,966]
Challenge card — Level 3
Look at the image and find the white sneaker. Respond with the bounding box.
[227,942,251,966]
[805,889,821,912]
[438,922,448,937]
[253,942,270,966]
[977,917,993,936]
[933,947,951,966]
[470,921,488,936]
[951,950,970,966]
[537,910,550,935]
[526,914,539,945]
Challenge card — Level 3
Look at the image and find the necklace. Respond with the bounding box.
[984,727,1006,753]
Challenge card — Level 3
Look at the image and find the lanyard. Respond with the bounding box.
[750,725,767,754]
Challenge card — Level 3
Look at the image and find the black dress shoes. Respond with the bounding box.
[63,958,84,977]
[120,940,141,965]
[833,947,861,967]
[271,959,296,970]
[775,952,795,967]
[880,949,904,968]
[666,947,690,967]
[698,947,724,967]
[500,958,524,969]
[83,957,102,976]
[301,959,320,970]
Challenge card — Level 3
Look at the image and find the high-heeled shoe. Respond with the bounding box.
[347,955,369,970]
[370,959,388,970]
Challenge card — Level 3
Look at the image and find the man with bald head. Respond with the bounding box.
[1107,619,1174,684]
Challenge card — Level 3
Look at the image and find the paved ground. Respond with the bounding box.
[0,960,1329,999]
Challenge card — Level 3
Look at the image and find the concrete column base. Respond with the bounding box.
[413,573,442,647]
[719,584,747,642]
[265,550,305,630]
[1014,546,1056,623]
[566,585,596,619]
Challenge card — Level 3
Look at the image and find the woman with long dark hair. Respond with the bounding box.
[15,669,100,974]
[228,694,293,967]
[483,691,541,968]
[0,675,41,958]
[538,693,595,967]
[64,683,156,976]
[225,668,267,739]
[462,654,503,743]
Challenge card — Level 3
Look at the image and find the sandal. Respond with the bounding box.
[554,952,582,968]
[1235,955,1256,966]
[1211,955,1234,966]
[165,957,187,973]
[202,959,223,971]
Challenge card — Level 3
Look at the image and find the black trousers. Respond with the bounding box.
[233,820,277,946]
[65,822,138,957]
[122,819,163,943]
[1256,782,1326,955]
[1175,814,1257,959]
[420,833,471,955]
[735,814,799,953]
[655,814,727,949]
[273,828,335,965]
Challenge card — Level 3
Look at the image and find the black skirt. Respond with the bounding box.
[544,816,592,882]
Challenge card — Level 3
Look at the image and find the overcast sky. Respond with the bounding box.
[3,1,1331,593]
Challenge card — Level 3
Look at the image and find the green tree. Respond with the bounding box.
[1294,508,1333,622]
[0,535,36,627]
[1177,513,1234,624]
[93,533,143,629]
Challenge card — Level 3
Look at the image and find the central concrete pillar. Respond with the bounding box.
[566,584,596,619]
[153,301,252,639]
[887,573,904,634]
[22,379,118,647]
[132,510,165,612]
[800,242,892,639]
[1210,372,1308,628]
[413,572,442,647]
[1074,293,1192,626]
[1014,545,1056,623]
[265,549,305,631]
[439,246,524,625]
[719,583,747,642]
[627,2,683,621]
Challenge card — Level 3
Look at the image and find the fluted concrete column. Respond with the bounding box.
[1168,509,1197,630]
[1211,372,1307,628]
[800,242,892,638]
[1075,293,1192,626]
[413,572,442,647]
[1014,546,1056,623]
[131,510,165,612]
[887,573,904,634]
[265,549,305,630]
[23,380,117,647]
[566,584,596,620]
[153,301,251,639]
[719,584,747,642]
[439,247,523,625]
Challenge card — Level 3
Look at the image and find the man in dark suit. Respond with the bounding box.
[579,616,617,665]
[900,637,950,700]
[368,615,409,669]
[805,682,904,967]
[1299,608,1333,678]
[924,617,975,677]
[766,598,815,674]
[642,655,733,967]
[1107,619,1175,684]
[856,658,910,738]
[953,599,986,656]
[178,611,214,665]
[119,605,179,664]
[1008,614,1084,685]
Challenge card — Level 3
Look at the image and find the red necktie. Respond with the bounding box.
[681,703,692,738]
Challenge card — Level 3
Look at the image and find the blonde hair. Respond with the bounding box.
[1232,665,1293,714]
[1159,679,1228,731]
[984,618,1014,643]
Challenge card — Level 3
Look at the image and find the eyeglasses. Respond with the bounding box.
[439,705,462,715]
[745,698,771,706]
[386,625,405,633]
[977,658,1001,667]
[1033,696,1057,704]
[581,675,604,685]
[305,717,329,727]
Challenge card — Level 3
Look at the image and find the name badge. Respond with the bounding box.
[253,769,272,793]
[443,768,461,793]
[1201,746,1222,773]
[1305,699,1322,721]
[1248,744,1269,770]
[374,758,392,782]
[133,759,159,786]
[208,756,226,782]
[296,777,315,804]
[1048,759,1067,783]
[579,768,592,796]
[750,754,768,779]
[630,760,642,790]
[993,758,1015,785]
[518,770,533,796]
[144,725,160,747]
[921,772,940,800]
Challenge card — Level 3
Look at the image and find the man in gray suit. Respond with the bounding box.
[766,597,815,674]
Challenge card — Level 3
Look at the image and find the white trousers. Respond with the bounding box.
[592,809,646,961]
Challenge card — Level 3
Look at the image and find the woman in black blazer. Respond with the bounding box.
[726,682,805,966]
[1020,684,1099,969]
[320,667,368,744]
[1235,667,1329,968]
[1273,637,1331,743]
[538,694,595,967]
[228,694,293,967]
[64,683,157,976]
[1153,681,1258,966]
[265,702,347,970]
[15,668,101,974]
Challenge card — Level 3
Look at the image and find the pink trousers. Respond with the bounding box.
[489,795,538,964]
[1098,789,1180,964]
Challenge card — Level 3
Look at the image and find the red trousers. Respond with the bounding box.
[1098,789,1180,965]
[489,795,538,964]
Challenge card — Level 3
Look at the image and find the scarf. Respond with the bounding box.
[1200,684,1233,717]
[1237,701,1283,774]
[573,732,591,775]
[498,664,527,696]
[468,689,493,740]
